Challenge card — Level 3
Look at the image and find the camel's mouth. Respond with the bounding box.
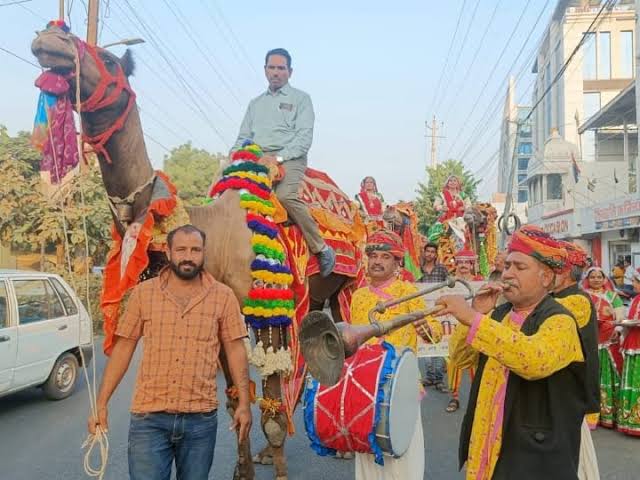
[32,47,76,73]
[32,28,77,73]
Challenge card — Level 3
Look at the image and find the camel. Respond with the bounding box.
[31,25,357,480]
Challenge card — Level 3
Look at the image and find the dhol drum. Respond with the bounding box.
[303,342,420,465]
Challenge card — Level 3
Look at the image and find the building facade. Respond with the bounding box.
[531,0,635,160]
[524,0,636,269]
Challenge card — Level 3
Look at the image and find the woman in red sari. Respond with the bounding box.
[433,175,470,223]
[618,268,640,436]
[581,266,625,428]
[355,176,386,229]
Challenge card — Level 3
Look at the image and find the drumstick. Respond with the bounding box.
[418,324,436,344]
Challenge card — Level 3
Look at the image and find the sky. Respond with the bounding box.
[0,0,556,203]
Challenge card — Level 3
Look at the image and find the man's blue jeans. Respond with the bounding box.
[128,410,218,480]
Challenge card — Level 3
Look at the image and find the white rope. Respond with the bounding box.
[72,44,110,480]
[43,42,109,479]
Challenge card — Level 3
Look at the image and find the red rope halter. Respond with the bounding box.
[77,42,137,164]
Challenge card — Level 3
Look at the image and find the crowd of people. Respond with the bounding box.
[83,45,640,480]
[417,234,640,442]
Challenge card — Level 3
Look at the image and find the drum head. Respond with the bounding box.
[387,350,420,456]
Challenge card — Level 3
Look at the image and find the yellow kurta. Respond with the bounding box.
[454,310,584,480]
[349,279,443,351]
[349,279,443,480]
[555,294,601,431]
[555,294,592,329]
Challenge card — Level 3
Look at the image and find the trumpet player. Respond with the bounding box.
[350,230,443,480]
[436,226,589,480]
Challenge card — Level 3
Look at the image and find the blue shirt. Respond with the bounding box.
[231,83,314,161]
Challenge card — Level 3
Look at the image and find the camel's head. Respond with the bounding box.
[32,24,135,132]
[463,203,497,234]
[383,205,405,230]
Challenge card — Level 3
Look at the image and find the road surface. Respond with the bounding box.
[1,344,638,479]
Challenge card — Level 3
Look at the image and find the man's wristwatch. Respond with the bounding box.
[276,155,283,164]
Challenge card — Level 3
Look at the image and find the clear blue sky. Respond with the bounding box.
[1,0,555,202]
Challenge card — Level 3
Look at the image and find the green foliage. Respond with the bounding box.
[163,142,225,205]
[414,159,481,234]
[0,126,111,266]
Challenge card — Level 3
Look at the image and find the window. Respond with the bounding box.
[621,31,634,78]
[583,92,601,119]
[50,278,77,315]
[14,279,65,325]
[599,32,611,80]
[518,174,527,185]
[518,189,528,203]
[583,92,601,162]
[546,174,563,200]
[518,157,529,171]
[518,143,533,154]
[583,32,597,80]
[0,281,8,329]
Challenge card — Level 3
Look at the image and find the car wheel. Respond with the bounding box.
[43,353,79,400]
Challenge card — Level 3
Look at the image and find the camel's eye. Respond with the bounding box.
[101,55,116,68]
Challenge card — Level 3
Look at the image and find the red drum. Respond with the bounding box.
[303,342,419,465]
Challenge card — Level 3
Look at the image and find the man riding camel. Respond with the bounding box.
[231,47,335,277]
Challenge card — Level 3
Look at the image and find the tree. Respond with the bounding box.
[0,126,111,268]
[163,143,225,205]
[414,159,481,234]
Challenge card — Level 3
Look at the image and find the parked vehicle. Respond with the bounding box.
[0,270,93,400]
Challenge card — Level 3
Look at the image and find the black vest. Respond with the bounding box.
[553,284,600,414]
[459,295,588,480]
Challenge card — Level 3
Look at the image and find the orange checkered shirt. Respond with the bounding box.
[116,268,247,413]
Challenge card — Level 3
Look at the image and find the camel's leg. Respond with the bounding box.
[254,327,289,480]
[219,348,255,480]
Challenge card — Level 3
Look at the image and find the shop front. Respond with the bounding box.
[581,196,640,272]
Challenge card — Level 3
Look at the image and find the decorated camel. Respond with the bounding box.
[31,22,365,480]
[382,201,423,281]
[427,175,498,276]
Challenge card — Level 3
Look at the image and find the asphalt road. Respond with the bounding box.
[1,344,639,480]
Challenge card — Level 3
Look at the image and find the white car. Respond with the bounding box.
[0,270,93,400]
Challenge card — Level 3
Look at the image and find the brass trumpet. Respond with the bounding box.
[299,277,476,386]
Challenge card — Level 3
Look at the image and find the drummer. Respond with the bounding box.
[349,230,443,480]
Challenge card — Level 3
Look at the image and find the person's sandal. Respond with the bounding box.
[446,398,459,413]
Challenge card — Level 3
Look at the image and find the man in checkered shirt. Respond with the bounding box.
[88,225,251,480]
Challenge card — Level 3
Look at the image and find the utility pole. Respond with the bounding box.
[86,0,100,46]
[59,0,64,21]
[426,116,445,168]
[500,122,520,248]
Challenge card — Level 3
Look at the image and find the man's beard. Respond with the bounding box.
[170,260,204,280]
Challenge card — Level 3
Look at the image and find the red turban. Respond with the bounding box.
[507,225,567,273]
[559,241,589,270]
[455,248,477,262]
[366,230,404,259]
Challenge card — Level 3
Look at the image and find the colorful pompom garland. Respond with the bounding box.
[209,142,294,377]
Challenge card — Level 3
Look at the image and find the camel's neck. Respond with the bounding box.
[86,103,155,200]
